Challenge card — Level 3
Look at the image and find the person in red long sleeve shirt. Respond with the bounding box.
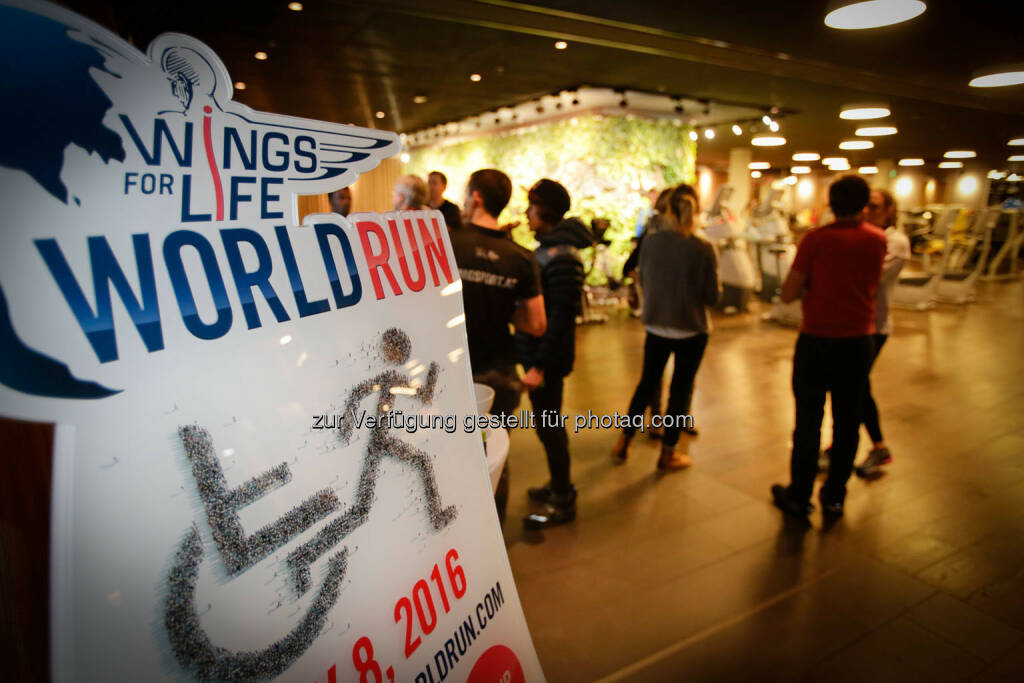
[771,175,886,518]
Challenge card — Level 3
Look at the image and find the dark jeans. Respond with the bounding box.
[529,376,572,494]
[791,333,874,505]
[624,332,709,447]
[862,333,888,444]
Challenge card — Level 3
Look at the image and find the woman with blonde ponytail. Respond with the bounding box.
[611,183,721,470]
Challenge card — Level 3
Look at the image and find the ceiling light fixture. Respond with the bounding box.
[784,175,798,185]
[400,152,411,163]
[413,94,428,104]
[762,114,773,126]
[704,128,716,139]
[840,139,874,150]
[824,1,926,30]
[859,166,879,174]
[899,158,925,166]
[1009,155,1024,162]
[988,170,1005,180]
[969,64,1024,88]
[375,111,385,119]
[554,40,568,50]
[840,104,890,120]
[752,135,786,146]
[938,161,963,169]
[769,120,780,132]
[751,170,762,179]
[469,73,482,82]
[234,81,246,90]
[688,130,699,142]
[1008,173,1021,182]
[254,51,268,60]
[793,152,821,161]
[1009,138,1024,146]
[856,125,897,136]
[287,2,303,10]
[792,166,811,174]
[944,150,976,159]
[732,124,743,135]
[749,162,771,170]
[822,157,848,165]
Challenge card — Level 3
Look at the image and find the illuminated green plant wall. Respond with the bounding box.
[406,114,696,280]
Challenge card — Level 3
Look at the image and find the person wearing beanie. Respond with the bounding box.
[517,179,593,529]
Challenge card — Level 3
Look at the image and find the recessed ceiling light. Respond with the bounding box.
[469,73,482,82]
[792,166,811,174]
[944,150,976,159]
[762,114,772,125]
[793,152,821,161]
[828,161,852,169]
[413,94,428,104]
[1009,155,1024,162]
[1009,174,1021,182]
[899,158,925,166]
[859,166,879,174]
[938,161,964,169]
[784,175,798,185]
[234,81,246,90]
[769,120,780,132]
[749,161,771,170]
[969,64,1024,88]
[554,40,568,50]
[704,128,716,139]
[287,2,303,10]
[1009,138,1024,146]
[855,125,897,136]
[822,157,848,165]
[751,170,762,178]
[988,170,1005,180]
[254,51,268,60]
[840,105,890,120]
[752,135,786,146]
[825,1,926,30]
[840,139,874,150]
[732,124,743,135]
[375,111,385,119]
[689,130,699,142]
[400,152,411,163]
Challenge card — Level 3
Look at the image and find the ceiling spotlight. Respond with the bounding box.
[751,170,762,179]
[1009,173,1022,182]
[469,73,482,82]
[829,162,852,171]
[770,106,781,115]
[856,125,897,136]
[704,128,716,139]
[413,94,428,104]
[840,139,874,150]
[988,170,1006,180]
[233,81,246,90]
[840,104,890,120]
[288,2,303,10]
[1009,155,1024,162]
[938,161,963,169]
[749,161,771,170]
[254,51,268,60]
[859,166,879,174]
[793,152,821,161]
[762,114,773,125]
[1009,138,1024,146]
[822,157,847,165]
[899,158,925,166]
[689,130,699,142]
[944,150,976,159]
[791,166,811,174]
[768,120,780,132]
[824,1,926,30]
[784,175,798,185]
[554,40,568,50]
[969,64,1024,88]
[732,124,743,135]
[752,135,786,146]
[375,111,385,119]
[400,152,411,163]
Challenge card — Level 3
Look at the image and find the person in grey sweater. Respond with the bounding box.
[612,184,720,470]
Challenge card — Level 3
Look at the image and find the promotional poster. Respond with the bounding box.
[0,1,543,680]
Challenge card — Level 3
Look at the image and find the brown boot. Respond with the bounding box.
[611,433,631,464]
[657,446,692,471]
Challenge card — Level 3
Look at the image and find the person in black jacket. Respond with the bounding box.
[517,179,592,529]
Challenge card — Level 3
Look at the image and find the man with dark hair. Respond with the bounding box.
[772,175,886,518]
[328,187,352,217]
[428,171,462,230]
[516,179,592,529]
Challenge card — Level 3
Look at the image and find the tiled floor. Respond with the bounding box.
[502,280,1024,682]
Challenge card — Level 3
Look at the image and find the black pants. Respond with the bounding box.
[624,332,708,447]
[791,333,874,505]
[529,376,572,494]
[862,333,888,444]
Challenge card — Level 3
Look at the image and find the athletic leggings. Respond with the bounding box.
[862,333,888,444]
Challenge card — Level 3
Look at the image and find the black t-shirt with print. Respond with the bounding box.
[438,199,462,231]
[451,223,541,372]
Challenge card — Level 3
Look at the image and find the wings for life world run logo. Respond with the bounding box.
[0,0,443,401]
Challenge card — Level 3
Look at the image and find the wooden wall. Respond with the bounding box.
[298,157,406,223]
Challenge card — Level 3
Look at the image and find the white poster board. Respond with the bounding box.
[0,2,543,680]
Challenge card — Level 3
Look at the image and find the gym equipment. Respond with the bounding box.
[982,208,1022,280]
[702,185,756,313]
[745,187,801,326]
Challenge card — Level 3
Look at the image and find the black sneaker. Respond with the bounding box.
[524,489,577,529]
[818,491,844,517]
[771,484,813,517]
[527,483,553,503]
